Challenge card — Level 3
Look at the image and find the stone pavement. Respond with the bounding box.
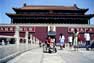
[7,48,43,63]
[7,47,94,63]
[7,47,65,63]
[0,43,39,63]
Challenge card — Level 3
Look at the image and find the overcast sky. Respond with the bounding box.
[0,0,94,24]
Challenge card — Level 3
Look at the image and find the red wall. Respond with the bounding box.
[33,27,48,42]
[0,32,14,36]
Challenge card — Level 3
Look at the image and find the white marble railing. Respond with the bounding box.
[0,24,94,27]
[0,34,41,63]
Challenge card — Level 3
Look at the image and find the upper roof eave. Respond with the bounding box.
[12,8,88,14]
[6,13,94,19]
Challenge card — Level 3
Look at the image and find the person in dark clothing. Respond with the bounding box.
[90,40,94,50]
[39,41,42,47]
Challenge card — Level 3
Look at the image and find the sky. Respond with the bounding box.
[0,0,94,24]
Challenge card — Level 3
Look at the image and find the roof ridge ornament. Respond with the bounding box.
[74,4,79,9]
[24,3,27,7]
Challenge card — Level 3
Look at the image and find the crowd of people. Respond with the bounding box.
[59,29,94,51]
[43,28,94,52]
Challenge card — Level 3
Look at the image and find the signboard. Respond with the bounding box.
[0,26,35,32]
[0,26,15,32]
[19,26,35,32]
[68,27,94,33]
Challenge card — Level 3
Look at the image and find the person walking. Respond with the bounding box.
[84,29,90,50]
[73,29,79,51]
[68,34,73,49]
[59,33,65,50]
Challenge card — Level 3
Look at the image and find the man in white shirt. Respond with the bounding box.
[84,30,90,50]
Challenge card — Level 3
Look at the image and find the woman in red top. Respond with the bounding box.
[45,36,51,48]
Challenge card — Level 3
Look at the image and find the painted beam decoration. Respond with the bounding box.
[0,26,35,32]
[68,27,94,33]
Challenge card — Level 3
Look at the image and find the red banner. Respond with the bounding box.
[0,26,35,32]
[19,26,35,32]
[68,27,94,33]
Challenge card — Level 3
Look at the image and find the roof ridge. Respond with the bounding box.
[23,5,75,7]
